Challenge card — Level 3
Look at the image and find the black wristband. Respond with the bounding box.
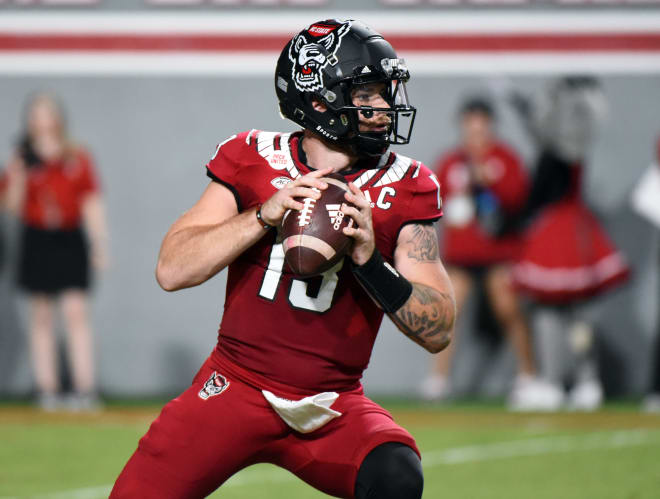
[351,248,413,314]
[255,204,273,230]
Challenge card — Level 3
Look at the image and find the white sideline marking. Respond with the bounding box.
[8,485,114,499]
[6,429,659,499]
[422,429,660,467]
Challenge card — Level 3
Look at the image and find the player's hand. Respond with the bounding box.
[260,167,333,227]
[341,182,375,266]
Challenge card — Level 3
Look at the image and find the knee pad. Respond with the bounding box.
[354,442,423,499]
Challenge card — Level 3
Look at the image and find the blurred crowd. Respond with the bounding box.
[420,76,659,412]
[0,77,658,413]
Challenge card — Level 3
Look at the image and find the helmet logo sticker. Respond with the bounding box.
[288,20,351,93]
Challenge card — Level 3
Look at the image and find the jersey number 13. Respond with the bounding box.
[258,243,343,313]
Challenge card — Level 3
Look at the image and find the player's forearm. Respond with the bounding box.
[156,207,267,291]
[390,282,455,354]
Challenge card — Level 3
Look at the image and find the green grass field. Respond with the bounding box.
[1,401,659,498]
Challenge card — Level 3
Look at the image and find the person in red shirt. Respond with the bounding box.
[110,20,455,499]
[421,97,562,410]
[1,93,108,411]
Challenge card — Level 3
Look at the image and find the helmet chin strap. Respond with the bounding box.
[311,130,387,161]
[353,132,390,158]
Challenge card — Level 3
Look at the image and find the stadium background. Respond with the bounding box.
[0,0,659,401]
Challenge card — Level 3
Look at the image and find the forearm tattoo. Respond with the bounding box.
[392,283,455,353]
[405,224,439,262]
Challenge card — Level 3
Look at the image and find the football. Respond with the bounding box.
[280,173,354,277]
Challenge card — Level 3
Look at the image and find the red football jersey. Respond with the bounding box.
[206,130,442,392]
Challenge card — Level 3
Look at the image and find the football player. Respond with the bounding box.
[111,19,455,499]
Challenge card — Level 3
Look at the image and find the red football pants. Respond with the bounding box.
[110,354,418,498]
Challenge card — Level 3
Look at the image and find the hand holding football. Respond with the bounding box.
[280,173,354,277]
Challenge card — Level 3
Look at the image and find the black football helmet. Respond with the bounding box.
[275,19,416,158]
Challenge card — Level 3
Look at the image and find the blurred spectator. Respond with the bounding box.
[0,175,6,271]
[510,76,630,410]
[1,93,107,411]
[630,137,660,413]
[421,96,560,409]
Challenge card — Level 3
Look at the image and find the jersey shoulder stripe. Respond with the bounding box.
[253,130,301,179]
[362,154,396,189]
[372,153,415,188]
[352,152,394,188]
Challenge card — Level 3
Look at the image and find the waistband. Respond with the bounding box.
[210,347,363,400]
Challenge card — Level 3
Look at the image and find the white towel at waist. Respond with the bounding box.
[262,390,343,434]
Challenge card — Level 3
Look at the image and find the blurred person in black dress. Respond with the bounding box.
[1,93,108,411]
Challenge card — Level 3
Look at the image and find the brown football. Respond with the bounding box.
[280,173,354,277]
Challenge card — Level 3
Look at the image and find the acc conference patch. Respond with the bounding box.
[198,372,230,400]
[271,176,293,189]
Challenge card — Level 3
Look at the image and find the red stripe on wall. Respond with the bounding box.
[391,33,660,52]
[0,33,660,52]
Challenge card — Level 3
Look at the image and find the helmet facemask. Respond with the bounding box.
[325,59,417,157]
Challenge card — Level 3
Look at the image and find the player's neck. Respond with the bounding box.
[301,130,358,173]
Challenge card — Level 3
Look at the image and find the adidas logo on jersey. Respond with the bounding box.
[326,204,345,231]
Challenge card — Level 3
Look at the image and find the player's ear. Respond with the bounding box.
[311,97,328,113]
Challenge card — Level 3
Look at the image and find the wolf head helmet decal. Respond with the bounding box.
[275,19,417,158]
[288,21,351,93]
